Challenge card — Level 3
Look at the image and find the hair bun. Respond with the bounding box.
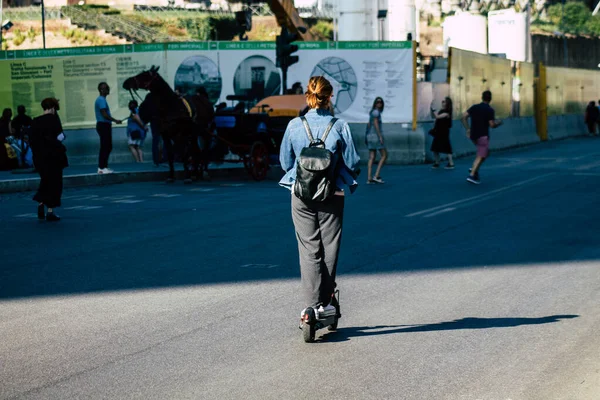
[305,76,333,109]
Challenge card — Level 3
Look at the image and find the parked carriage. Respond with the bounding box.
[210,94,307,180]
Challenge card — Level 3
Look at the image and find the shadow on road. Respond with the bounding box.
[320,315,579,342]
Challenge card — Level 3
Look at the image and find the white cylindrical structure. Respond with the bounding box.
[442,11,487,54]
[387,0,416,41]
[488,9,529,62]
[338,0,376,41]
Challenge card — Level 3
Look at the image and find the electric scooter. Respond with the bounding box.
[299,290,341,343]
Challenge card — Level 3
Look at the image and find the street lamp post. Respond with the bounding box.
[42,0,46,49]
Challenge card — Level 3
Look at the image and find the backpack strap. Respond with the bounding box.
[300,116,338,144]
[300,116,315,142]
[321,118,338,142]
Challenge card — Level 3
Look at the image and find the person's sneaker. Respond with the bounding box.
[431,163,440,169]
[98,168,104,174]
[317,304,336,318]
[367,179,375,184]
[373,177,385,184]
[445,164,455,170]
[46,212,61,222]
[466,175,481,185]
[104,168,114,174]
[468,168,479,179]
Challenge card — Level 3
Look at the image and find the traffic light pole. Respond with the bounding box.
[276,26,305,95]
[281,66,288,93]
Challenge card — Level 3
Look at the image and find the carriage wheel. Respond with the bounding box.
[249,141,269,181]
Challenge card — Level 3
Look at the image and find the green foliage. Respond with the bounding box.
[585,14,600,36]
[176,16,237,41]
[310,20,333,40]
[547,1,592,35]
[27,27,37,43]
[12,29,25,46]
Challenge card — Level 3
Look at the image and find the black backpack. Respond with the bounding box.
[293,116,338,202]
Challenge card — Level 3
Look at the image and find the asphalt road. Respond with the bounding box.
[1,137,600,400]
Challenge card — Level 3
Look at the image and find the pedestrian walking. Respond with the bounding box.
[11,105,32,138]
[29,98,68,222]
[584,101,599,137]
[430,97,455,169]
[365,96,387,184]
[95,82,122,174]
[126,100,146,163]
[279,76,360,320]
[0,108,13,143]
[461,90,503,185]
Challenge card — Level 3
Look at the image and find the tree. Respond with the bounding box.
[547,1,592,35]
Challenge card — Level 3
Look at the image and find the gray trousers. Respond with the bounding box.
[291,194,345,307]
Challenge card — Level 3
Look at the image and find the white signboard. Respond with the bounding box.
[0,41,414,127]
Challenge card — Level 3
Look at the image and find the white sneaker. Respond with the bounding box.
[317,304,336,318]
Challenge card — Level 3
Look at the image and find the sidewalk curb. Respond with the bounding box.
[0,166,252,194]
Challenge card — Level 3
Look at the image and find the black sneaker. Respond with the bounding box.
[445,164,455,170]
[37,204,45,220]
[46,212,61,222]
[468,168,480,179]
[466,175,481,185]
[432,163,440,169]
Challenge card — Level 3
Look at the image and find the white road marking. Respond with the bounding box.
[240,264,279,269]
[94,195,136,201]
[423,207,456,218]
[14,213,37,218]
[151,194,182,198]
[190,188,215,192]
[573,172,600,176]
[220,183,245,187]
[406,173,556,218]
[64,206,103,210]
[62,195,99,200]
[112,200,144,204]
[573,160,600,171]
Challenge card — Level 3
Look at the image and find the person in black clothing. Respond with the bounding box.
[144,92,166,167]
[430,97,454,169]
[461,90,503,185]
[584,101,599,136]
[0,108,13,143]
[11,105,32,138]
[193,86,215,178]
[30,98,68,222]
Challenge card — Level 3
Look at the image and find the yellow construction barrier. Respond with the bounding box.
[448,48,511,118]
[546,66,600,116]
[534,62,548,141]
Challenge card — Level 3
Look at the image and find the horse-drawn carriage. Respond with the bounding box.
[210,94,307,180]
[123,67,306,182]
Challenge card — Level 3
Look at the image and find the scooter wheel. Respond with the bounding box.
[302,308,316,343]
[302,322,315,343]
[327,318,338,331]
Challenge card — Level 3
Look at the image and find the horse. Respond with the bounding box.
[122,66,211,183]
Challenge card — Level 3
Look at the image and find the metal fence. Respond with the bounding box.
[1,6,63,21]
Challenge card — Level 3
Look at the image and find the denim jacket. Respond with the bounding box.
[279,108,360,193]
